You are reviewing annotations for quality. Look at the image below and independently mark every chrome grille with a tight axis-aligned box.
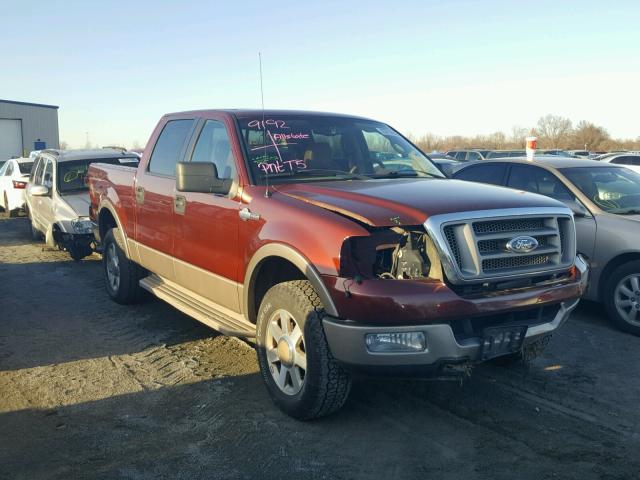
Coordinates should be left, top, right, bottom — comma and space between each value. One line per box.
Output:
473, 218, 545, 234
444, 225, 462, 266
425, 208, 576, 284
477, 235, 552, 255
482, 254, 551, 271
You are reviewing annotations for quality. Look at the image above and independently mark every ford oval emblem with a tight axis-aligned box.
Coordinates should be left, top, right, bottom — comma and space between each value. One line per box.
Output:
506, 236, 539, 254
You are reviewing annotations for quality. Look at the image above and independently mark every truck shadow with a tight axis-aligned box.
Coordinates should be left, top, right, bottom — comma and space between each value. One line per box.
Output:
2, 365, 639, 480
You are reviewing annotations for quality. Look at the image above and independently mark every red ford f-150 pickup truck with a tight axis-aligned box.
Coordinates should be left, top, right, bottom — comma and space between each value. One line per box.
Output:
88, 109, 588, 419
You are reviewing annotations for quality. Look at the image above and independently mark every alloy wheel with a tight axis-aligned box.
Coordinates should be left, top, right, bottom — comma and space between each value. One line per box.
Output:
614, 274, 640, 327
265, 308, 307, 395
105, 243, 120, 292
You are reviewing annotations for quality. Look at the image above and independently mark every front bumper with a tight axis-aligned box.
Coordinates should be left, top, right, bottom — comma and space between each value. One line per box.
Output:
323, 297, 580, 370
322, 256, 587, 372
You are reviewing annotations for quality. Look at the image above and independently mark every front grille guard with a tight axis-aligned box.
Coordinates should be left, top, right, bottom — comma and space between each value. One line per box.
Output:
424, 207, 577, 285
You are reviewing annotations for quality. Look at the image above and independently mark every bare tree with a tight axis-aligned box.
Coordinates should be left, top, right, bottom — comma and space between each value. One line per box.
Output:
536, 114, 573, 149
571, 121, 609, 150
509, 126, 529, 148
59, 141, 68, 150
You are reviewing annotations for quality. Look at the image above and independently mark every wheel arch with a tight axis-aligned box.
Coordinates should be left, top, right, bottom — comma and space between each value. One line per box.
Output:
97, 202, 130, 258
244, 243, 339, 324
599, 252, 640, 300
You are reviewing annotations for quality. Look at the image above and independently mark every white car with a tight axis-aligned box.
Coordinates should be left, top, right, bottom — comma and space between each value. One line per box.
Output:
597, 153, 640, 174
0, 157, 34, 216
26, 149, 139, 260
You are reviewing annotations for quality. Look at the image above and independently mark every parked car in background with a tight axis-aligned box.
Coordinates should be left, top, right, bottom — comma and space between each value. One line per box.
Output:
26, 149, 140, 260
0, 157, 33, 216
87, 109, 586, 419
567, 150, 590, 158
485, 150, 526, 158
446, 149, 490, 161
541, 150, 579, 158
425, 153, 460, 176
454, 156, 640, 335
596, 153, 640, 174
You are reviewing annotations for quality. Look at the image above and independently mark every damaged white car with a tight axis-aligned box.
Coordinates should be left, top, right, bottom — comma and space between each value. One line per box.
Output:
26, 149, 139, 260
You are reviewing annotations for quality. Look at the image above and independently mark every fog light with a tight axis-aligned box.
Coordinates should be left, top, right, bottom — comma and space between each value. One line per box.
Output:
365, 332, 426, 353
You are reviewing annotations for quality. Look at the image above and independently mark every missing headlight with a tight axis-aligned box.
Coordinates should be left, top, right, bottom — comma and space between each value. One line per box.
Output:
340, 228, 443, 281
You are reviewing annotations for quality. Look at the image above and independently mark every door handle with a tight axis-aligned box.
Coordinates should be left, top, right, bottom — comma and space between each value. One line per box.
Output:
135, 186, 145, 204
239, 207, 260, 221
174, 195, 186, 215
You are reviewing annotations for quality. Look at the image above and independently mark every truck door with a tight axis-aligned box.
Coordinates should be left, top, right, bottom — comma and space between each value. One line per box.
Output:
134, 118, 196, 280
172, 118, 241, 313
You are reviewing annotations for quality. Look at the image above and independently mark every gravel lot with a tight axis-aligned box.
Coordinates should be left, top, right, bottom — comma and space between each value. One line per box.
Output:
1, 214, 639, 480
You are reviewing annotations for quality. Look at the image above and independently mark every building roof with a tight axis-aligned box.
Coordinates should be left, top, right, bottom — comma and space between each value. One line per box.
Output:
0, 99, 59, 109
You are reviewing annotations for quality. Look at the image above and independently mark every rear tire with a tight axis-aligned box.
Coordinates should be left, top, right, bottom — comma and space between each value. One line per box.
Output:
102, 228, 145, 304
256, 280, 352, 420
4, 193, 17, 217
603, 261, 640, 336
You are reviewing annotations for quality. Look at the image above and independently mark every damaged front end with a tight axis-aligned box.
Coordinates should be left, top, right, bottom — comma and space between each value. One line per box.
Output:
339, 226, 443, 283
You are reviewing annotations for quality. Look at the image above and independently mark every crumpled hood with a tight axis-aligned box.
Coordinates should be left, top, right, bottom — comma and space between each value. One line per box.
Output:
275, 178, 566, 226
60, 192, 91, 218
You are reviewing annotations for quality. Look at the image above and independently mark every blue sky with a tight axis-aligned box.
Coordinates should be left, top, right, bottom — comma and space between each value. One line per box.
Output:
2, 0, 639, 147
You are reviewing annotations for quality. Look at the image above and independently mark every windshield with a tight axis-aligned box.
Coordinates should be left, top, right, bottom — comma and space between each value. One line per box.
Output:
237, 115, 443, 184
18, 162, 34, 174
57, 157, 139, 193
560, 166, 640, 214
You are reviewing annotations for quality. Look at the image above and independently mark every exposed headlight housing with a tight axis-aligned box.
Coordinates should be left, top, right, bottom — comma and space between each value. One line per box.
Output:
365, 332, 426, 353
71, 218, 94, 234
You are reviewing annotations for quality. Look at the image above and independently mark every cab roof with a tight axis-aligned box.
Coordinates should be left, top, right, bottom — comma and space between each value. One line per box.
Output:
165, 109, 376, 122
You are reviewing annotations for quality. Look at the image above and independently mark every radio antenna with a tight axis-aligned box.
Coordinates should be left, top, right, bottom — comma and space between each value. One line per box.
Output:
259, 52, 271, 198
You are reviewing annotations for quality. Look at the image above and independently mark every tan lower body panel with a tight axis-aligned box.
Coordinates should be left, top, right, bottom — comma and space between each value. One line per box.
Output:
140, 274, 255, 338
127, 240, 241, 313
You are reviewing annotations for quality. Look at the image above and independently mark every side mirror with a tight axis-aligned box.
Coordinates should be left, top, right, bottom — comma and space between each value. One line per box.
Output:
29, 185, 50, 197
564, 200, 589, 218
175, 162, 231, 195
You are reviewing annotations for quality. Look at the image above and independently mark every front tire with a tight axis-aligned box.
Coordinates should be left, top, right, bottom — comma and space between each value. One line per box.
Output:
102, 228, 145, 304
256, 280, 352, 420
603, 261, 640, 336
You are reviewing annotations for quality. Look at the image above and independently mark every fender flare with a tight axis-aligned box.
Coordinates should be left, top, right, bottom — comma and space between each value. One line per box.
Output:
97, 200, 130, 258
243, 243, 339, 319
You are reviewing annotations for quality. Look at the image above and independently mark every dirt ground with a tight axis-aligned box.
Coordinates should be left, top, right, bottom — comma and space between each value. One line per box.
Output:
1, 214, 639, 480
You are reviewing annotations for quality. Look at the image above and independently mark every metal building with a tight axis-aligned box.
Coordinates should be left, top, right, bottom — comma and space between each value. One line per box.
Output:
0, 99, 60, 160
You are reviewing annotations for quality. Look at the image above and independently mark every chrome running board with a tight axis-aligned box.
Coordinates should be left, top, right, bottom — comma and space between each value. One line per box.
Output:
140, 274, 255, 338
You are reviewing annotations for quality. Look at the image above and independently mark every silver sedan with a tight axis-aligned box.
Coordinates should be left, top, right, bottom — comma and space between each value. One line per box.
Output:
453, 156, 640, 335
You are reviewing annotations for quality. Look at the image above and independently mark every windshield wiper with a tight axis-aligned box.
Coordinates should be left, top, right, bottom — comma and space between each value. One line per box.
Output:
368, 169, 442, 179
260, 168, 368, 180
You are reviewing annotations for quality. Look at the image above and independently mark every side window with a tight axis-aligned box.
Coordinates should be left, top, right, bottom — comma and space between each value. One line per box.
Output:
611, 156, 631, 165
190, 120, 237, 179
32, 158, 45, 185
466, 151, 481, 161
43, 160, 54, 189
507, 165, 575, 202
5, 162, 14, 176
148, 119, 195, 176
455, 151, 467, 161
454, 163, 507, 185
